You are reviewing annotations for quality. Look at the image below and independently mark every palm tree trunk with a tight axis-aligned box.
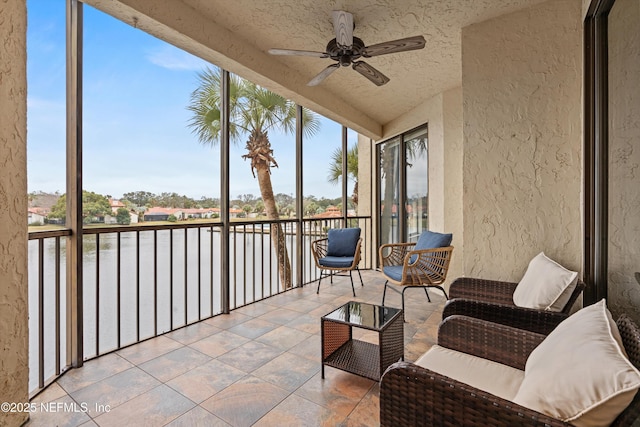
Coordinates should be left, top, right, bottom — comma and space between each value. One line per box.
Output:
255, 163, 293, 290
243, 130, 293, 290
352, 181, 358, 207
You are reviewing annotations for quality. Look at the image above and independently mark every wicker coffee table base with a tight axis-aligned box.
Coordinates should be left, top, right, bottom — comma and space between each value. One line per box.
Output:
321, 308, 404, 381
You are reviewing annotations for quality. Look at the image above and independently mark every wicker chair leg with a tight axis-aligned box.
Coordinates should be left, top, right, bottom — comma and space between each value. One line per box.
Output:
436, 285, 449, 300
401, 287, 408, 322
317, 271, 324, 294
356, 268, 364, 287
423, 287, 432, 303
382, 281, 388, 306
349, 271, 356, 297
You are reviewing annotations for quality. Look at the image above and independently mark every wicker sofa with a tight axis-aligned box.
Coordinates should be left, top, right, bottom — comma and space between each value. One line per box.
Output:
443, 252, 586, 335
443, 276, 586, 334
380, 304, 640, 427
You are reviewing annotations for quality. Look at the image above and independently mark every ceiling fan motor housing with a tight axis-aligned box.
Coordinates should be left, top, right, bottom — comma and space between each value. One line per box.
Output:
326, 37, 365, 66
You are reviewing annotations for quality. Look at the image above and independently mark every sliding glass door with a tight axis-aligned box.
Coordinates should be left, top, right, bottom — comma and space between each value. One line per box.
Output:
377, 125, 428, 249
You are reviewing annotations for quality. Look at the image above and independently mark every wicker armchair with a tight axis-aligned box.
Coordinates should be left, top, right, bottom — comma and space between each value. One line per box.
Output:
379, 231, 453, 319
380, 314, 640, 427
311, 228, 363, 297
442, 277, 585, 334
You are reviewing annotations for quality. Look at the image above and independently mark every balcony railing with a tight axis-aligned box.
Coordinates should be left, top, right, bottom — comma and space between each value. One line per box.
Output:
27, 216, 372, 395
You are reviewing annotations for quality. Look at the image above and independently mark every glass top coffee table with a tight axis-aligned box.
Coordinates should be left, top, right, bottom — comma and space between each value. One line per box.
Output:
321, 301, 404, 381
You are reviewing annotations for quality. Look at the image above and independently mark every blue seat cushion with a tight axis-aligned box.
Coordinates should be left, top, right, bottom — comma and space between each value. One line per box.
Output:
319, 256, 355, 268
410, 230, 453, 263
383, 265, 405, 282
327, 228, 361, 257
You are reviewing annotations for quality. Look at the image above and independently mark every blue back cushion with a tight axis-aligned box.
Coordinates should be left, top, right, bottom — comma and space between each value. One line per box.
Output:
327, 228, 361, 257
414, 230, 452, 250
409, 230, 452, 263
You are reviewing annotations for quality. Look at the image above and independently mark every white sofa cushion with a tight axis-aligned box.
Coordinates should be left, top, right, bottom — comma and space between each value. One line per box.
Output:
512, 252, 578, 312
513, 300, 640, 426
415, 344, 524, 401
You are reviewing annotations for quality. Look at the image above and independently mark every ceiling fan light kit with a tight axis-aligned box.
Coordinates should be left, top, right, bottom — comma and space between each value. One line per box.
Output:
268, 10, 426, 87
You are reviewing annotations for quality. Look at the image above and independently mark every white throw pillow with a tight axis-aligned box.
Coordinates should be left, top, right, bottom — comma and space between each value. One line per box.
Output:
513, 300, 640, 426
512, 252, 578, 311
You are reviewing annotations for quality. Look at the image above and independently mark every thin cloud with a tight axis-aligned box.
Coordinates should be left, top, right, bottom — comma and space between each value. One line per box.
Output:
146, 45, 209, 71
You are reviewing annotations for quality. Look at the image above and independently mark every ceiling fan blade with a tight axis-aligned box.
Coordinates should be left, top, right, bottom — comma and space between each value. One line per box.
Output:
332, 10, 353, 48
268, 48, 329, 58
363, 35, 426, 57
307, 64, 340, 86
352, 61, 390, 86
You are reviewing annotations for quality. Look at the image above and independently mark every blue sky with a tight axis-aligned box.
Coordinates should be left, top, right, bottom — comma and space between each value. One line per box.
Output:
27, 0, 356, 200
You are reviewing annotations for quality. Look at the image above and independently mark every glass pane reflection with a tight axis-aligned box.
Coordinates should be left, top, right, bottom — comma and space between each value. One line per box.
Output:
323, 301, 401, 330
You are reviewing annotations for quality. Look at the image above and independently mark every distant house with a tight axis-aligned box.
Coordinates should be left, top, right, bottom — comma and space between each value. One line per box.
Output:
28, 209, 46, 225
183, 208, 220, 219
104, 209, 139, 225
143, 207, 184, 221
313, 205, 342, 219
109, 198, 126, 213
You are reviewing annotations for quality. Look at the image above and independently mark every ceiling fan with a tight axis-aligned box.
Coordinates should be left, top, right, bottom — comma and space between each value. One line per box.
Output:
268, 10, 426, 87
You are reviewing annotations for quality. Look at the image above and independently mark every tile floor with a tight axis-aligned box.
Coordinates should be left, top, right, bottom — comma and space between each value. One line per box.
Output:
26, 270, 446, 427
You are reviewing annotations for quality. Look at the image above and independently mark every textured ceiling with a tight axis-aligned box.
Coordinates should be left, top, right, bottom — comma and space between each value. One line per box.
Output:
88, 0, 550, 138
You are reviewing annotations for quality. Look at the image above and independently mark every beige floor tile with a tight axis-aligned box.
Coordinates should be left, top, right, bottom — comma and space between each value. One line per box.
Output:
165, 406, 230, 426
116, 335, 183, 365
56, 353, 133, 393
25, 395, 92, 427
200, 376, 288, 427
227, 317, 279, 339
216, 340, 283, 373
295, 370, 375, 417
255, 325, 311, 351
189, 330, 250, 357
288, 334, 321, 362
69, 367, 160, 417
342, 383, 380, 427
204, 312, 252, 329
253, 393, 345, 427
166, 322, 220, 344
92, 385, 194, 427
166, 359, 247, 403
252, 352, 319, 392
138, 346, 211, 382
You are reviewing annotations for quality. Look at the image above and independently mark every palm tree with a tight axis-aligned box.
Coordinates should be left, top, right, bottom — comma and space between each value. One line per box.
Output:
187, 67, 320, 289
328, 144, 359, 207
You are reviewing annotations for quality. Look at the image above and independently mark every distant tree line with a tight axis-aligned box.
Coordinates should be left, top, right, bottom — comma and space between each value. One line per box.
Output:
38, 190, 344, 223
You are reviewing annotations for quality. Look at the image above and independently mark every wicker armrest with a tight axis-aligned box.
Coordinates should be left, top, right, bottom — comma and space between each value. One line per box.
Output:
437, 315, 546, 370
311, 238, 328, 264
380, 361, 569, 427
449, 277, 518, 305
379, 242, 416, 267
442, 298, 570, 335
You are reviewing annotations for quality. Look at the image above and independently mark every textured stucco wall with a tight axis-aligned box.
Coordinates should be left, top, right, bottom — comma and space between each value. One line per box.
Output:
607, 0, 640, 321
462, 0, 582, 280
0, 1, 29, 426
442, 87, 464, 284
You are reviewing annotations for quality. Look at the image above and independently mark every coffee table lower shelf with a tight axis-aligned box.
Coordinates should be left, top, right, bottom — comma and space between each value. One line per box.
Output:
324, 339, 382, 381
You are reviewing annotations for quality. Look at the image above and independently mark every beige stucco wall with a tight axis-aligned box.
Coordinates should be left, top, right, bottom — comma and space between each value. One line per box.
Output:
0, 1, 29, 426
442, 87, 464, 285
462, 0, 582, 280
607, 0, 640, 321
